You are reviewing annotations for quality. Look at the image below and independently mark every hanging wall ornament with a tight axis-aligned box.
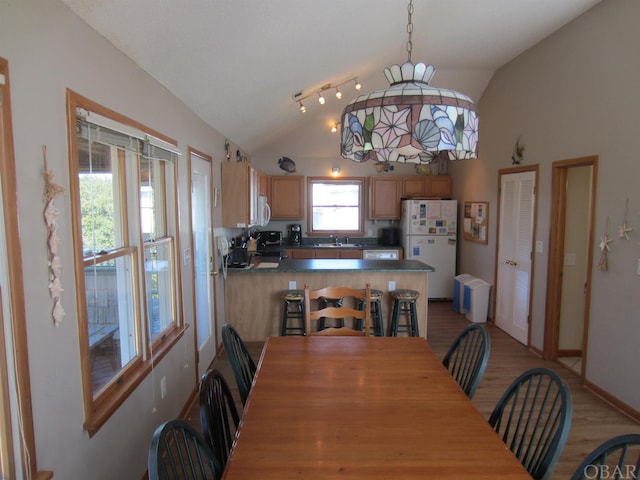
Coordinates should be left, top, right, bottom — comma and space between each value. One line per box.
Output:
617, 198, 633, 240
598, 216, 611, 272
42, 145, 66, 326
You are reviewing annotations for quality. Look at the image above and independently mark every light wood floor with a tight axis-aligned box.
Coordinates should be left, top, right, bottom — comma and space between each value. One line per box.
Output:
188, 301, 640, 479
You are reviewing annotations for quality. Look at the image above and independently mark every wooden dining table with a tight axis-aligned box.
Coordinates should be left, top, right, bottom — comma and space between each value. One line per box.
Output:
222, 336, 531, 479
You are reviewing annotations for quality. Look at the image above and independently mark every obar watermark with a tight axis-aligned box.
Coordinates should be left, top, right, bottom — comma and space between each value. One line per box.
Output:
583, 465, 638, 479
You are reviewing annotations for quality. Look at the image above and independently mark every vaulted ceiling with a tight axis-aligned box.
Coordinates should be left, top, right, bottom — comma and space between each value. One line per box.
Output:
60, 0, 601, 156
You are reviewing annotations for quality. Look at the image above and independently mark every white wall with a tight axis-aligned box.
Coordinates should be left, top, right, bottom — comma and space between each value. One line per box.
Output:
450, 0, 640, 411
0, 0, 237, 477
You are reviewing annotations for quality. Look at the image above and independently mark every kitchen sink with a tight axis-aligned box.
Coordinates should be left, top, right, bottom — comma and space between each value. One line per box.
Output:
313, 243, 363, 248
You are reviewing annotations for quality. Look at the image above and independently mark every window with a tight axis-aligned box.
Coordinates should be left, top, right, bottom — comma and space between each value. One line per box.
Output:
307, 177, 365, 235
68, 90, 183, 435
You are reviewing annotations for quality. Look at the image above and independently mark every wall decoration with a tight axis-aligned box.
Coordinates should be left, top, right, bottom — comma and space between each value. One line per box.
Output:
598, 216, 611, 272
42, 145, 66, 326
374, 161, 394, 173
617, 198, 632, 240
463, 201, 488, 244
278, 156, 296, 173
511, 136, 525, 165
224, 139, 231, 160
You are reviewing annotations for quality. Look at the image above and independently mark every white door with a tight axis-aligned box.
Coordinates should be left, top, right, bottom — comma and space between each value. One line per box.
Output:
191, 152, 216, 376
495, 170, 536, 345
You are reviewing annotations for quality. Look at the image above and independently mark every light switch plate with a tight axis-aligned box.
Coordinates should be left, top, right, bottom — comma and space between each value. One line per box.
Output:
389, 281, 396, 291
289, 280, 296, 290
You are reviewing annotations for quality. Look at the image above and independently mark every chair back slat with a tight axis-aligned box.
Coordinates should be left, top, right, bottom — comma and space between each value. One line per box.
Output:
304, 284, 371, 336
199, 369, 240, 467
442, 324, 490, 398
149, 418, 223, 480
221, 324, 256, 405
570, 433, 640, 480
489, 367, 572, 480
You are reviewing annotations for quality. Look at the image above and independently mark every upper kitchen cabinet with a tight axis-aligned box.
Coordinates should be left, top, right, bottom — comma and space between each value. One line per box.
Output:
401, 175, 452, 199
222, 161, 264, 228
269, 175, 304, 220
369, 176, 401, 219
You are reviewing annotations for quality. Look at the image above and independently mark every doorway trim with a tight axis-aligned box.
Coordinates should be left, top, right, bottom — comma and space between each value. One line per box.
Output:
543, 155, 598, 379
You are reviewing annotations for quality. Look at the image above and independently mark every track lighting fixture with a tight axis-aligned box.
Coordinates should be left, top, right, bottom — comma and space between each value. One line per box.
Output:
292, 76, 361, 113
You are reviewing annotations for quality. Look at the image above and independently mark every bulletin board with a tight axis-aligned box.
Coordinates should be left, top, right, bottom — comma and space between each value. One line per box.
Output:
463, 201, 489, 244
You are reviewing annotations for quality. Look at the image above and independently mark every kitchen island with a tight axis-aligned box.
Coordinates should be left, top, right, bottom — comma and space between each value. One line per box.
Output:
223, 258, 434, 340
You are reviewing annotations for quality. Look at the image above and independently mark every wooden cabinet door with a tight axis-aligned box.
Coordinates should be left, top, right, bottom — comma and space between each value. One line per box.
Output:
369, 176, 401, 219
402, 175, 452, 199
339, 250, 362, 259
402, 176, 427, 197
287, 249, 315, 259
222, 162, 250, 228
269, 175, 304, 219
427, 175, 452, 198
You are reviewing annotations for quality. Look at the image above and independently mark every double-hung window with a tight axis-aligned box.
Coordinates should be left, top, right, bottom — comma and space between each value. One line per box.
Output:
307, 176, 365, 235
68, 91, 182, 435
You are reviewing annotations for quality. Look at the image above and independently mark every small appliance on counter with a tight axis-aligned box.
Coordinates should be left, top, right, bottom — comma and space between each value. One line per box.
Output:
257, 231, 282, 250
380, 227, 399, 246
289, 224, 301, 246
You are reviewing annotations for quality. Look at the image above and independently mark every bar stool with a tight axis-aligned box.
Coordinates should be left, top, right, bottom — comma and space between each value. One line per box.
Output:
389, 289, 420, 337
280, 290, 305, 336
318, 297, 344, 330
357, 289, 385, 336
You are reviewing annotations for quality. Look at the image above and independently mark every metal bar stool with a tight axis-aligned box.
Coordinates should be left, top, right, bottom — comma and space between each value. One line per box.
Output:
281, 290, 305, 336
318, 297, 345, 330
389, 289, 420, 337
357, 289, 385, 336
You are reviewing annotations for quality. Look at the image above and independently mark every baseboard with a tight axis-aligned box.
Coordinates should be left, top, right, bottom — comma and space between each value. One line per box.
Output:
558, 349, 582, 357
584, 378, 640, 423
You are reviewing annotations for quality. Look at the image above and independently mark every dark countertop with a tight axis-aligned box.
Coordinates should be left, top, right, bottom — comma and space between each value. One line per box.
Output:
228, 258, 434, 273
259, 243, 403, 254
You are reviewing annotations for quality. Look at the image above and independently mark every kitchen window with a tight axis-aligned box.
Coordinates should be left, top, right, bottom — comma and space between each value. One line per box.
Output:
307, 177, 365, 235
68, 90, 183, 435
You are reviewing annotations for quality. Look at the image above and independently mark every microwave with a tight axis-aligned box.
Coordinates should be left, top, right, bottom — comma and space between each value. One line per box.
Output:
258, 231, 282, 250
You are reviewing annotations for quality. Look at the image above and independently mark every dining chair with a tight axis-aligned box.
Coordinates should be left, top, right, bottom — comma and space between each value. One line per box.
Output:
441, 323, 490, 399
221, 323, 257, 405
488, 367, 572, 480
199, 368, 240, 467
570, 433, 640, 480
148, 418, 223, 480
303, 283, 371, 336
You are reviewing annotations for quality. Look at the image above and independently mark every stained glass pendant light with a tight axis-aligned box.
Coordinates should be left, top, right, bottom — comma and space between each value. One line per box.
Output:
340, 0, 479, 163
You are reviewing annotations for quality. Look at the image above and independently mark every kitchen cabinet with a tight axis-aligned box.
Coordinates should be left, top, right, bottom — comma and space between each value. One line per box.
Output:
269, 175, 304, 220
221, 161, 264, 228
285, 249, 363, 260
368, 176, 401, 219
402, 175, 452, 199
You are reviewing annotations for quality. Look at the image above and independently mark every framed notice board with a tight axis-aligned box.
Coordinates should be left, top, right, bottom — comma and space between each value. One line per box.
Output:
463, 201, 488, 244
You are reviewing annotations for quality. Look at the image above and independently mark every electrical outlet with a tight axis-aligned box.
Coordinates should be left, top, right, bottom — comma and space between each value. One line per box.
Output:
160, 376, 167, 399
535, 241, 543, 253
389, 281, 396, 291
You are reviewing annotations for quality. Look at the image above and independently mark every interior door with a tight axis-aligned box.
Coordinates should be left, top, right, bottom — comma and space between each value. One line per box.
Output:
495, 169, 537, 345
190, 151, 216, 376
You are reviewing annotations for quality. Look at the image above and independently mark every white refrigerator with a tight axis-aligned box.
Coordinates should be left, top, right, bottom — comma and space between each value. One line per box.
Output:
401, 199, 457, 299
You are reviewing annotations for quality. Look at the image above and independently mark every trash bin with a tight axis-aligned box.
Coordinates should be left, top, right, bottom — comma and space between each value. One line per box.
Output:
463, 279, 491, 323
453, 274, 475, 313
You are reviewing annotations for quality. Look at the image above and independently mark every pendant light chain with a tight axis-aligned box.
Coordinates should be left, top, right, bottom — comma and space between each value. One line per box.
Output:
406, 0, 414, 63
